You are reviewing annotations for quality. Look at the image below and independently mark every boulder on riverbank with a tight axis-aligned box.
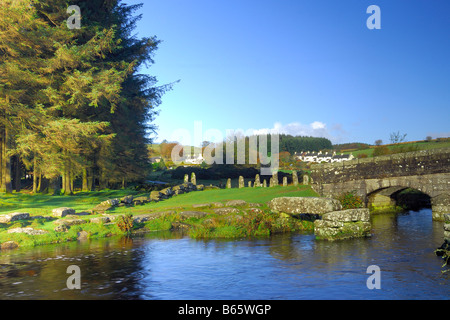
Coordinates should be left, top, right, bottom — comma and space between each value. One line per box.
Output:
0, 241, 19, 250
133, 212, 173, 224
269, 197, 342, 216
314, 208, 371, 241
7, 227, 49, 235
53, 219, 87, 227
179, 211, 208, 219
90, 217, 111, 224
444, 213, 450, 242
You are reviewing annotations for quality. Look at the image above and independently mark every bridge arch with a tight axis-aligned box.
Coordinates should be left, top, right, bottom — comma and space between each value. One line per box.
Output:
309, 148, 450, 221
366, 186, 432, 212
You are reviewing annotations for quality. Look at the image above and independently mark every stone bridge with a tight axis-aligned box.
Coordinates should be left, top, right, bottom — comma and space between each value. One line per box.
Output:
309, 148, 450, 221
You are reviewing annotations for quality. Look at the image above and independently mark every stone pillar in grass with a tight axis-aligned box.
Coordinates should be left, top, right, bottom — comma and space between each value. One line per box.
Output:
191, 172, 196, 185
269, 177, 274, 187
272, 172, 278, 186
238, 176, 244, 189
226, 178, 232, 189
184, 174, 189, 184
263, 179, 267, 188
283, 176, 288, 187
292, 170, 298, 186
248, 181, 252, 188
254, 174, 261, 187
303, 174, 310, 185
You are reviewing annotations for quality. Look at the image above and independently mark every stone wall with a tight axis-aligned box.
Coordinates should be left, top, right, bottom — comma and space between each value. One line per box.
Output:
309, 148, 450, 220
310, 148, 450, 185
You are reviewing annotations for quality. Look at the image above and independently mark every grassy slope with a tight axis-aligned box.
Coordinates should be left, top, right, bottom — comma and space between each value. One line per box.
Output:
0, 185, 317, 215
130, 185, 317, 211
342, 140, 450, 157
0, 190, 147, 215
0, 185, 319, 247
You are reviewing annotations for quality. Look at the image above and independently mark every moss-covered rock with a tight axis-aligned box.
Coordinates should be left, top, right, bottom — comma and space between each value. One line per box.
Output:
269, 197, 342, 216
314, 208, 372, 241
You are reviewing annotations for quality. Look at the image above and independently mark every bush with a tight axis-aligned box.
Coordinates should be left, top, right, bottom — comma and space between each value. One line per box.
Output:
337, 191, 364, 209
117, 213, 134, 233
357, 153, 368, 158
373, 146, 390, 157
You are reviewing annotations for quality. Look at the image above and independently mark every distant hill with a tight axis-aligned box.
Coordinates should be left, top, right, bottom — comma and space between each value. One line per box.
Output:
333, 142, 371, 152
339, 138, 450, 158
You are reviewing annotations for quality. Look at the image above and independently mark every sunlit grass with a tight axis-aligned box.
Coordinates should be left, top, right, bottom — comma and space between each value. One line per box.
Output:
0, 184, 319, 248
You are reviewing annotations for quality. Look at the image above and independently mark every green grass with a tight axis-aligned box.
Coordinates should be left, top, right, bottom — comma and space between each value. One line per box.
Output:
0, 184, 318, 218
0, 184, 319, 248
0, 189, 148, 215
160, 209, 314, 240
0, 218, 124, 248
342, 140, 450, 158
117, 185, 318, 214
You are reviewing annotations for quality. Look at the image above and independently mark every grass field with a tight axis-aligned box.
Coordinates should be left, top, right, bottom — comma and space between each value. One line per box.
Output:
118, 185, 318, 214
0, 185, 319, 248
0, 189, 147, 215
0, 185, 317, 216
342, 140, 450, 157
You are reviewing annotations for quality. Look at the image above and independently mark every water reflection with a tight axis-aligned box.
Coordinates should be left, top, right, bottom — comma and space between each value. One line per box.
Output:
0, 209, 448, 300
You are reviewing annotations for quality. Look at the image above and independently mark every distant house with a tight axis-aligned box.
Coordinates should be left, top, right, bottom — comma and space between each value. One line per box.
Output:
330, 153, 354, 163
184, 153, 204, 165
294, 151, 354, 163
149, 156, 162, 164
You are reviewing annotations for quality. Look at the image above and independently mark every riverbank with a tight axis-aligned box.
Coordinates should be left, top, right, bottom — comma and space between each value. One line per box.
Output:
0, 185, 318, 249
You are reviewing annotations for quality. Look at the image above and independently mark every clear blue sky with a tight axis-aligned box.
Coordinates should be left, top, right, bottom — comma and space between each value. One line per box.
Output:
127, 0, 450, 145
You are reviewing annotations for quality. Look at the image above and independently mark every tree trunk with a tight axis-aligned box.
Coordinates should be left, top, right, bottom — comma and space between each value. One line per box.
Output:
14, 156, 21, 192
87, 168, 93, 191
1, 128, 12, 193
82, 167, 88, 191
70, 166, 74, 194
52, 176, 61, 195
61, 171, 65, 194
0, 128, 3, 192
37, 172, 42, 193
63, 157, 73, 195
33, 157, 38, 193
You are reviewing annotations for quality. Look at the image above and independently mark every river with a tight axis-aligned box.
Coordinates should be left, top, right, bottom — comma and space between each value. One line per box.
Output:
0, 208, 448, 300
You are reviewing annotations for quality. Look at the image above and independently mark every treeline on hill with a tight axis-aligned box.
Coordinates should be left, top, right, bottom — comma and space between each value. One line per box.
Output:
0, 0, 171, 194
278, 135, 332, 153
158, 134, 333, 164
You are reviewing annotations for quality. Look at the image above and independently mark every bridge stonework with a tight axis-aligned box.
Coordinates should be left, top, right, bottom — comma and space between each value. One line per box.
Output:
310, 148, 450, 221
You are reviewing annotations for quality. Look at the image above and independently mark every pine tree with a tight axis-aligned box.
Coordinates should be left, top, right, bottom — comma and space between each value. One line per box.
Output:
1, 0, 171, 193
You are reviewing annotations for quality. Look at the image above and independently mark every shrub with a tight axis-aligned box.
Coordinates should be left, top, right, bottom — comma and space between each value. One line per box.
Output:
373, 146, 390, 157
117, 214, 134, 233
357, 153, 368, 158
237, 211, 272, 237
337, 191, 364, 209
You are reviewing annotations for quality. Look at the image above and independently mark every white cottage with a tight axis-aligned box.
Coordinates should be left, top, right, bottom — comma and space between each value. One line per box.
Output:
294, 151, 354, 163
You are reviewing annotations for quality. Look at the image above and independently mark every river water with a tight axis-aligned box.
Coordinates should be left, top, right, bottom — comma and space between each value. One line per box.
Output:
0, 208, 448, 300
